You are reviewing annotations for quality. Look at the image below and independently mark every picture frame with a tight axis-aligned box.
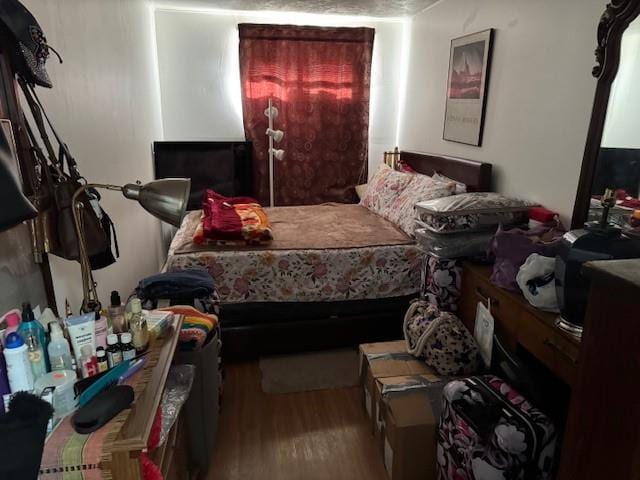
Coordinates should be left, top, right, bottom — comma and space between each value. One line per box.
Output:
443, 29, 494, 146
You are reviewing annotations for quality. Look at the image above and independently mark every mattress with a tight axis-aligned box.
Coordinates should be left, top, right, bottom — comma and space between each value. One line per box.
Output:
165, 203, 422, 303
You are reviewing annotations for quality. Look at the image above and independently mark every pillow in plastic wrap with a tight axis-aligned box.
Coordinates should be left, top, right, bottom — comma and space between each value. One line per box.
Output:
415, 227, 495, 258
415, 192, 536, 234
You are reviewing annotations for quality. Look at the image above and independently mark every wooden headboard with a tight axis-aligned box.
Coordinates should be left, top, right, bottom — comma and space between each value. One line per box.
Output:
400, 151, 492, 192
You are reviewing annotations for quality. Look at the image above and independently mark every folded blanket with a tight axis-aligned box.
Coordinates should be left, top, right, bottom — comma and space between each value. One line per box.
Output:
196, 190, 273, 245
159, 305, 219, 351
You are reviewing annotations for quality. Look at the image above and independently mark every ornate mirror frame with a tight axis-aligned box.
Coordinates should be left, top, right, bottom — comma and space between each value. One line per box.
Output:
571, 0, 640, 228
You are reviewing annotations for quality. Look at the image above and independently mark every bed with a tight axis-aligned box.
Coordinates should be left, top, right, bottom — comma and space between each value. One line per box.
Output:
165, 151, 492, 358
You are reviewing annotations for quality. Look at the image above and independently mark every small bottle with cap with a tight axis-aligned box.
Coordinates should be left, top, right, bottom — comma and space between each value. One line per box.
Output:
120, 332, 136, 361
96, 347, 108, 373
108, 290, 127, 334
129, 299, 149, 354
106, 334, 123, 369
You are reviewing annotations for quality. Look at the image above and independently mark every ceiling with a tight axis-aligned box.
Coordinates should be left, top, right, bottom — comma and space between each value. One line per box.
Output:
158, 0, 440, 17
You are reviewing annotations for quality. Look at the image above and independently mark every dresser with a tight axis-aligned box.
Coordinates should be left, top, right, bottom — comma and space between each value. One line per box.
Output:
459, 260, 640, 478
40, 315, 188, 479
458, 262, 580, 386
557, 259, 640, 480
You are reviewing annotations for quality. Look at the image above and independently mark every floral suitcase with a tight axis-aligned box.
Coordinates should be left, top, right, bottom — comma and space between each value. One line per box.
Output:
437, 375, 556, 480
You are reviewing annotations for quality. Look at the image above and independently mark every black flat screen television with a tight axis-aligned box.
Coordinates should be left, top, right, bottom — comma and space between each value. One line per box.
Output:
153, 141, 253, 210
593, 147, 640, 197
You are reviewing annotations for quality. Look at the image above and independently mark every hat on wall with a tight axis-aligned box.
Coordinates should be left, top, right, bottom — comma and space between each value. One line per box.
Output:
0, 0, 54, 87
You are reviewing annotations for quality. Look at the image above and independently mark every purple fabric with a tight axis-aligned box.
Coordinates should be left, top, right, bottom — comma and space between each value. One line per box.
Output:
489, 224, 564, 291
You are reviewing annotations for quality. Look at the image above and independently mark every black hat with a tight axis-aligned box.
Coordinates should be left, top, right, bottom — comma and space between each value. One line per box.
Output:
0, 0, 53, 87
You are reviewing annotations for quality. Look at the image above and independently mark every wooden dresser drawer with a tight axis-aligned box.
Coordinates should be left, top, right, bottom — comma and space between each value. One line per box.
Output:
461, 262, 581, 388
517, 310, 579, 386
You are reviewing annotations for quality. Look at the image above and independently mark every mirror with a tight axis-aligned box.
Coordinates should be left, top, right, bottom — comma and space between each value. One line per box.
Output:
588, 17, 640, 230
572, 2, 640, 231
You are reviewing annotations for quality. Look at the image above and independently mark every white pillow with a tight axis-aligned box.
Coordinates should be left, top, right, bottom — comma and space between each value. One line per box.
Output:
360, 164, 413, 218
387, 175, 456, 236
433, 173, 467, 194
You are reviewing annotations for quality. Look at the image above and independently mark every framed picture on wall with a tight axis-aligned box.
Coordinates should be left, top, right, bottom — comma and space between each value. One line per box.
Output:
443, 29, 494, 146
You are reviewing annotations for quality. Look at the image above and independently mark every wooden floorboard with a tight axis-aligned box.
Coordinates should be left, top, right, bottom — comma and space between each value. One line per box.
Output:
206, 362, 388, 480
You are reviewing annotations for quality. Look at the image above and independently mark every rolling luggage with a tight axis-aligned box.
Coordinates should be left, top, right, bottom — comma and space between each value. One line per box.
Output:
437, 375, 556, 480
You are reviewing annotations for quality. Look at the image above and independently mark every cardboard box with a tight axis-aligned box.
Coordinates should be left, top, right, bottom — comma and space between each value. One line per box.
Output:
378, 375, 446, 480
373, 370, 440, 452
358, 341, 433, 431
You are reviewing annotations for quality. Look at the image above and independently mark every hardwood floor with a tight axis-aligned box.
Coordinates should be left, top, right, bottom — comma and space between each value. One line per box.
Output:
206, 362, 388, 480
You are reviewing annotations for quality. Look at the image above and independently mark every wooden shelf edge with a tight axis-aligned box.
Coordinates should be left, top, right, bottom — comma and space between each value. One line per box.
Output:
109, 314, 184, 453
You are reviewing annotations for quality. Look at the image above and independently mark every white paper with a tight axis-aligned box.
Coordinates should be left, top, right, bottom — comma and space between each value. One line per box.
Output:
474, 301, 495, 367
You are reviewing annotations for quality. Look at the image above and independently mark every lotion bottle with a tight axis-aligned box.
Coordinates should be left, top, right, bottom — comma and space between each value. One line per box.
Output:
4, 332, 34, 392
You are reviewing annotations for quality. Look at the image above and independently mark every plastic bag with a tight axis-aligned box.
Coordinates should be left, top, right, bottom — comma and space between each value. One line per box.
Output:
516, 253, 560, 312
159, 364, 195, 446
489, 223, 565, 291
415, 227, 494, 258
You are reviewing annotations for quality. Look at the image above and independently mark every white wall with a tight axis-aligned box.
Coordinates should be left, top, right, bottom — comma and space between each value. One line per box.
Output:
21, 0, 164, 313
154, 7, 407, 175
399, 0, 605, 223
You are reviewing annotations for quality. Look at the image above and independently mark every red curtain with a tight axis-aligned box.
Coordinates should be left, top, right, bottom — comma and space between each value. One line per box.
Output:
239, 24, 374, 206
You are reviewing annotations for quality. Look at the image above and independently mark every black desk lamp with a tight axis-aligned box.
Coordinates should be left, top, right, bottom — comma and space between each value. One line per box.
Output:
72, 178, 190, 313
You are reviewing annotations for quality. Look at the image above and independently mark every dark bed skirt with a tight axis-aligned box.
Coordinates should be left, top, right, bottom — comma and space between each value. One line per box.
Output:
219, 295, 415, 359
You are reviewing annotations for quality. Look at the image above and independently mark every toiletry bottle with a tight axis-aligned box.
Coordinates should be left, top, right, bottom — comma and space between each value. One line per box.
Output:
108, 291, 127, 334
48, 323, 73, 372
66, 312, 97, 367
19, 303, 49, 371
4, 332, 35, 392
96, 347, 108, 372
79, 344, 98, 378
0, 347, 11, 412
3, 312, 20, 340
106, 334, 123, 368
95, 312, 108, 349
120, 332, 136, 361
129, 299, 149, 354
26, 334, 47, 380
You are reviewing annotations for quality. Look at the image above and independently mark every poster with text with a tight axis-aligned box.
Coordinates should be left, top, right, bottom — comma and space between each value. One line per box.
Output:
443, 29, 494, 146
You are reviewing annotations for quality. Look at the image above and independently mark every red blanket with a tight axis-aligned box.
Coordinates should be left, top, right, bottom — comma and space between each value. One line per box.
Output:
195, 190, 273, 245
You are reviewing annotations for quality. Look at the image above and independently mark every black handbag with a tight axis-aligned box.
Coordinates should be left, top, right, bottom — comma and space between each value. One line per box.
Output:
0, 121, 37, 232
20, 77, 118, 269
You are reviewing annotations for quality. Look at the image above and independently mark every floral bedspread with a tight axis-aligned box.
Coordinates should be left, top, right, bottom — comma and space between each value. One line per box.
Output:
165, 245, 422, 303
166, 204, 423, 303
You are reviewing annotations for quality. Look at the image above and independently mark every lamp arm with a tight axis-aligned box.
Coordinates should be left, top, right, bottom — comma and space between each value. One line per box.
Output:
72, 183, 123, 313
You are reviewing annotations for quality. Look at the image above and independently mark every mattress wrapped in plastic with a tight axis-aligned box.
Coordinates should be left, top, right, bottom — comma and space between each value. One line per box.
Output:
415, 227, 495, 258
415, 192, 536, 234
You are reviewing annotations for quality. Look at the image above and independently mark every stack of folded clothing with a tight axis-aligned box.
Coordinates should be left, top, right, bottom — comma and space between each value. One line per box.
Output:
414, 192, 537, 259
414, 193, 537, 312
193, 190, 273, 246
159, 305, 219, 351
